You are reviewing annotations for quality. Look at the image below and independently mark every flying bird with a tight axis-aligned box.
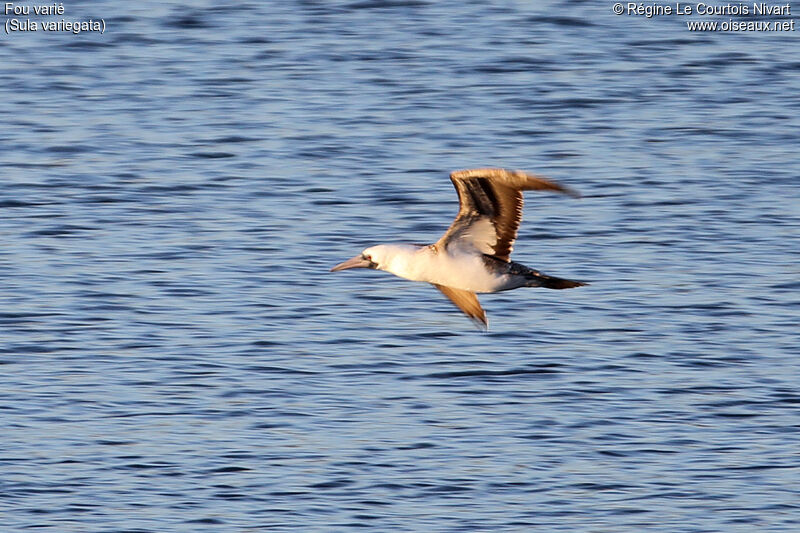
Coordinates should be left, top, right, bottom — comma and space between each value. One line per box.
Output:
331, 168, 586, 328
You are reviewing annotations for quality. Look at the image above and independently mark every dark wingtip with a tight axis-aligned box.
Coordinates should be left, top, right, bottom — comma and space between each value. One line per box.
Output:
472, 316, 489, 331
559, 184, 582, 199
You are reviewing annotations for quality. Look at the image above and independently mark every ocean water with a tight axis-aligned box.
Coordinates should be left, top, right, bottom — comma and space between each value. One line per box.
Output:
1, 1, 799, 531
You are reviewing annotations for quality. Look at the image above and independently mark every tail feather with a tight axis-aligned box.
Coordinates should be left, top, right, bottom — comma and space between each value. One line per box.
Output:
526, 271, 587, 290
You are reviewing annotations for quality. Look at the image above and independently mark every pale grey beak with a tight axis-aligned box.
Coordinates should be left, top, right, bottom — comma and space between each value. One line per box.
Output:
331, 255, 373, 272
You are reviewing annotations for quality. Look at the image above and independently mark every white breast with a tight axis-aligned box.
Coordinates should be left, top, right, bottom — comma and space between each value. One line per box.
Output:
385, 246, 510, 293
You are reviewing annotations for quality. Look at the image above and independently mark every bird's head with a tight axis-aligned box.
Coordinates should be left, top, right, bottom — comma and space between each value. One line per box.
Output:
330, 245, 388, 272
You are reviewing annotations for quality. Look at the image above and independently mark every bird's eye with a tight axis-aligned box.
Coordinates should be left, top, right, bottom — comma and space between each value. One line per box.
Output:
363, 254, 372, 262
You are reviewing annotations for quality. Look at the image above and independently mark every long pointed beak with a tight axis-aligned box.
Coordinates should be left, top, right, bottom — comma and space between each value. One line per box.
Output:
331, 255, 373, 272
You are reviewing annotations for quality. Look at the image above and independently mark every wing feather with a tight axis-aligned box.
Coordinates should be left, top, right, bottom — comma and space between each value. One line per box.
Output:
433, 283, 487, 328
435, 168, 578, 262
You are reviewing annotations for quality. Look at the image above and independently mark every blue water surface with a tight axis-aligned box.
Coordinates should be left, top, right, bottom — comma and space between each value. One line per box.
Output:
1, 1, 799, 531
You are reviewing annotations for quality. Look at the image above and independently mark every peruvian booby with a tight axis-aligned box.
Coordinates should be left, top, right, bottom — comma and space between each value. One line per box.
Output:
331, 168, 586, 328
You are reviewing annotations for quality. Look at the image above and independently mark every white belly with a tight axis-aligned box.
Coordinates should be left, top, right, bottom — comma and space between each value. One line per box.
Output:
388, 247, 512, 293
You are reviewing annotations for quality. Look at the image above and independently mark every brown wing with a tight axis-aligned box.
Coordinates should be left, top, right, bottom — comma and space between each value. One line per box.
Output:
433, 283, 487, 328
435, 168, 578, 262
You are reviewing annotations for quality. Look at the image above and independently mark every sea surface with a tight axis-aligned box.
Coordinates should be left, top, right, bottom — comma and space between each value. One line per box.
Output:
1, 1, 799, 531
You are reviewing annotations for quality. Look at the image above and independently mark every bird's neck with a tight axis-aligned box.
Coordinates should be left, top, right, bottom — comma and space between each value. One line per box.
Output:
380, 244, 429, 281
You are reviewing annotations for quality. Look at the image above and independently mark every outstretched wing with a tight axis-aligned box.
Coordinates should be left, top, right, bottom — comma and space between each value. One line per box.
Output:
433, 283, 487, 328
435, 168, 578, 262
